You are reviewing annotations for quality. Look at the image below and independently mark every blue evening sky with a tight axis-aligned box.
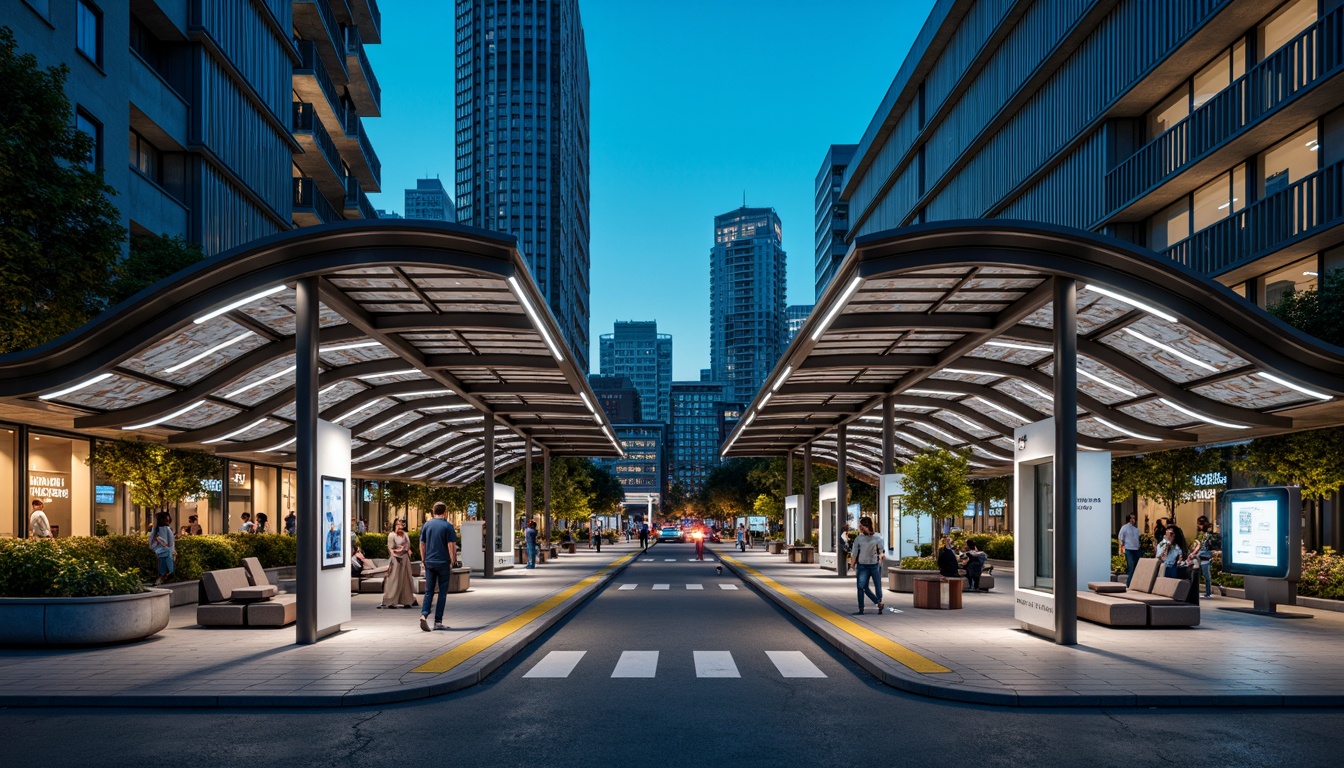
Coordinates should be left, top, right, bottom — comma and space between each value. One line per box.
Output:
366, 0, 936, 380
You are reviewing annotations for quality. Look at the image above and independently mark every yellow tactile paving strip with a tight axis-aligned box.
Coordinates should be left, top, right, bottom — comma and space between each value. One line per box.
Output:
720, 554, 951, 674
411, 552, 638, 674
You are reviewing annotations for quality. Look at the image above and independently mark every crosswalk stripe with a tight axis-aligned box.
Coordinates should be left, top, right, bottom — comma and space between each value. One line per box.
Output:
694, 650, 740, 678
765, 650, 827, 678
523, 650, 586, 678
664, 559, 676, 562
686, 584, 704, 590
618, 584, 636, 590
612, 651, 659, 678
718, 584, 738, 590
653, 584, 670, 590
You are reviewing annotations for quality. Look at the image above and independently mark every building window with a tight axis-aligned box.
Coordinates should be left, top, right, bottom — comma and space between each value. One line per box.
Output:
1259, 254, 1319, 308
1259, 0, 1317, 62
76, 1, 102, 66
75, 108, 101, 171
129, 130, 160, 180
1259, 124, 1318, 197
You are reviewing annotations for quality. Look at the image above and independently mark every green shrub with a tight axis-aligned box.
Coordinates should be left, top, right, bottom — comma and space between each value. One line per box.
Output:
899, 556, 938, 570
1111, 537, 1119, 556
984, 534, 1014, 560
101, 534, 157, 575
94, 518, 110, 536
964, 533, 993, 551
174, 536, 241, 581
1298, 549, 1344, 600
1111, 554, 1128, 573
229, 533, 297, 568
0, 539, 143, 597
356, 532, 389, 559
917, 543, 934, 557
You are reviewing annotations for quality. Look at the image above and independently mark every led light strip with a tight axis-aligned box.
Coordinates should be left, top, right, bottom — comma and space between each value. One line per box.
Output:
39, 373, 114, 401
193, 285, 286, 324
123, 400, 206, 430
1083, 284, 1177, 323
507, 276, 564, 362
357, 368, 421, 380
1122, 328, 1216, 372
396, 389, 449, 398
321, 340, 380, 353
262, 436, 297, 452
1255, 371, 1333, 401
914, 422, 957, 441
1157, 398, 1250, 430
365, 454, 411, 471
907, 388, 961, 397
202, 418, 271, 444
947, 412, 989, 431
1092, 416, 1161, 442
1014, 380, 1054, 400
224, 365, 296, 399
973, 396, 1031, 422
942, 367, 986, 376
580, 392, 596, 413
972, 445, 1011, 462
334, 398, 385, 423
1078, 367, 1134, 397
163, 331, 256, 374
810, 276, 863, 341
985, 340, 1051, 352
772, 366, 793, 391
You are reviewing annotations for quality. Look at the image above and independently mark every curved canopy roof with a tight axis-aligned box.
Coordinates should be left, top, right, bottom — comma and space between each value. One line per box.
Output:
0, 221, 620, 484
723, 221, 1344, 480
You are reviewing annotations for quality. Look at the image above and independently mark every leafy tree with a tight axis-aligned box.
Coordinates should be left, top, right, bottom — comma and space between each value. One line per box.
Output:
752, 492, 782, 524
1128, 447, 1222, 520
586, 461, 625, 518
1111, 455, 1144, 504
900, 447, 972, 551
1268, 269, 1344, 346
1235, 427, 1344, 502
105, 233, 205, 306
88, 440, 221, 531
0, 27, 125, 352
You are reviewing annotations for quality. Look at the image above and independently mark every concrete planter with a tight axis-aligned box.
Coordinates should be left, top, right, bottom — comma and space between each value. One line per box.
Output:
0, 588, 171, 646
766, 541, 785, 554
889, 568, 940, 593
786, 546, 816, 564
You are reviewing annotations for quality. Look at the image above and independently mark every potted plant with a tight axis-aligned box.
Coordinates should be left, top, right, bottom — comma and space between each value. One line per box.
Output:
889, 555, 939, 592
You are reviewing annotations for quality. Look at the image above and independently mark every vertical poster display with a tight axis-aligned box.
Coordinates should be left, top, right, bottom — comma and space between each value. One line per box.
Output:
321, 476, 345, 570
314, 419, 352, 637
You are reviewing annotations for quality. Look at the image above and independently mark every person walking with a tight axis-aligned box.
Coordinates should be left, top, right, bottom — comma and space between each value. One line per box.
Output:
1194, 515, 1218, 599
382, 519, 418, 609
736, 524, 746, 552
593, 522, 603, 552
239, 511, 255, 533
284, 510, 297, 536
849, 516, 884, 615
149, 511, 176, 585
639, 521, 649, 550
524, 520, 539, 569
1118, 513, 1142, 586
28, 500, 51, 539
419, 502, 458, 632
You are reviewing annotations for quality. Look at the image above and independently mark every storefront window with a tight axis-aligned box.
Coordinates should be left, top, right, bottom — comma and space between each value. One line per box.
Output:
0, 426, 16, 538
1259, 0, 1317, 62
1034, 463, 1053, 591
281, 469, 296, 533
228, 461, 252, 532
92, 464, 129, 535
27, 433, 91, 538
1260, 254, 1319, 308
1259, 124, 1319, 197
360, 480, 384, 532
253, 465, 277, 532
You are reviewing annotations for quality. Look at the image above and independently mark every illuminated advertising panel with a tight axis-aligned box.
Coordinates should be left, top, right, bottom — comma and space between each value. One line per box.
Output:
1219, 487, 1299, 579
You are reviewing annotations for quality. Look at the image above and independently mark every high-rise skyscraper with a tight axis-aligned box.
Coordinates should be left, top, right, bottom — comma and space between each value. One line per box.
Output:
786, 304, 813, 344
453, 0, 591, 372
814, 144, 856, 299
598, 321, 672, 423
404, 178, 456, 222
710, 207, 787, 405
9, 1, 384, 255
668, 381, 727, 496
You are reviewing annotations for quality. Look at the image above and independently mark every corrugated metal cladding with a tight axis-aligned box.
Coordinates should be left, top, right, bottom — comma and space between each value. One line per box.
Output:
200, 55, 293, 216
850, 0, 1231, 238
196, 1, 293, 124
198, 163, 289, 257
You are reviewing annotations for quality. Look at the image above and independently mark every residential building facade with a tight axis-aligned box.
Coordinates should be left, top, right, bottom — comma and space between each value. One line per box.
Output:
598, 320, 671, 423
814, 144, 857, 299
588, 374, 642, 424
10, 0, 383, 256
786, 304, 813, 344
668, 381, 726, 496
709, 206, 788, 405
839, 0, 1344, 550
405, 177, 456, 221
592, 422, 666, 503
453, 0, 591, 372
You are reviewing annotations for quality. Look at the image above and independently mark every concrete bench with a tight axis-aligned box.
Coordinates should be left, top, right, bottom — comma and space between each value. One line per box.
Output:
1079, 559, 1199, 628
1077, 591, 1147, 626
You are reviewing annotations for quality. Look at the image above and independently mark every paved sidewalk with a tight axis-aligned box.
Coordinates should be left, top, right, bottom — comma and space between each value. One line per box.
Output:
717, 545, 1344, 707
0, 542, 645, 708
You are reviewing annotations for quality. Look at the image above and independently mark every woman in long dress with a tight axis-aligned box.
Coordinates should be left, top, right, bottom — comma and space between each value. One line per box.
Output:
382, 518, 418, 609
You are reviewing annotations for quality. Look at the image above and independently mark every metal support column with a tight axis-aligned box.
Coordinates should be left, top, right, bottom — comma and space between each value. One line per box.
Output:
524, 437, 534, 524
802, 445, 813, 543
295, 277, 319, 645
483, 413, 496, 578
1053, 277, 1078, 646
882, 395, 895, 476
542, 448, 552, 540
785, 452, 794, 497
836, 424, 849, 579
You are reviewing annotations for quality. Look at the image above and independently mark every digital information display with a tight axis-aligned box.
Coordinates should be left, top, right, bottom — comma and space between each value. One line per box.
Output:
94, 484, 116, 505
1219, 486, 1299, 580
1230, 498, 1278, 568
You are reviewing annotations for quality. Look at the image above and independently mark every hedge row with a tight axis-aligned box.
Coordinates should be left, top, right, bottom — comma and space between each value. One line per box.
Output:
51, 533, 298, 583
0, 539, 144, 597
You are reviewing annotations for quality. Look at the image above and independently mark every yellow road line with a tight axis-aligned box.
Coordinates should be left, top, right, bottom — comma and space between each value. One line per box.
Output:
411, 553, 637, 674
721, 555, 950, 674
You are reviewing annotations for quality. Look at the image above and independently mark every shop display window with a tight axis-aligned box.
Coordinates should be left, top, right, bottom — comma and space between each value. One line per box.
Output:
1260, 254, 1319, 308
27, 433, 91, 538
0, 426, 16, 538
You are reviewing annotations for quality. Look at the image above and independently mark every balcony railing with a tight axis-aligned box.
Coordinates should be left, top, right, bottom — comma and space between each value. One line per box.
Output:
345, 25, 382, 112
343, 176, 376, 219
1162, 158, 1344, 274
295, 40, 341, 118
1107, 6, 1344, 212
294, 177, 341, 223
292, 102, 342, 177
340, 108, 381, 187
295, 0, 347, 80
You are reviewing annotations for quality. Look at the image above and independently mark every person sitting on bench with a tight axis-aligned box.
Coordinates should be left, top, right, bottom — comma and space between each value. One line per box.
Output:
960, 541, 987, 592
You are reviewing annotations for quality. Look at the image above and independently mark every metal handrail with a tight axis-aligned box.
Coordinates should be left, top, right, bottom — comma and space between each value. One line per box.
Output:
291, 102, 342, 178
1107, 6, 1343, 212
295, 40, 341, 119
345, 25, 382, 110
293, 177, 341, 223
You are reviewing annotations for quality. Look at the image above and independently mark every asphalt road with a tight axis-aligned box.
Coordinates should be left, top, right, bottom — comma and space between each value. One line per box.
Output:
3, 542, 1342, 768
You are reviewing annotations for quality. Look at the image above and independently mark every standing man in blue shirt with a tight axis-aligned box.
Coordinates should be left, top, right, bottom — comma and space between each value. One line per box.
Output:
419, 502, 458, 632
1118, 513, 1142, 586
524, 519, 539, 569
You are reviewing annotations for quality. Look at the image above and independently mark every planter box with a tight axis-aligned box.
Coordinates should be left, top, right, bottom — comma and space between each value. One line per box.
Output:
889, 568, 940, 593
766, 541, 785, 554
0, 589, 171, 646
786, 546, 815, 564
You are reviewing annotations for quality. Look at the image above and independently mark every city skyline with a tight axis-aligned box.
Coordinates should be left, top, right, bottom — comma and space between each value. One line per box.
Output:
365, 0, 931, 379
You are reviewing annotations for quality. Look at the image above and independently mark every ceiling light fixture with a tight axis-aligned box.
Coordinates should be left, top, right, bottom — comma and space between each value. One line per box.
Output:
322, 340, 381, 352
193, 285, 286, 324
122, 400, 207, 430
1122, 328, 1216, 372
1157, 398, 1250, 429
1077, 367, 1134, 397
163, 331, 256, 374
202, 418, 271, 444
357, 368, 420, 380
39, 373, 114, 400
985, 340, 1051, 352
771, 366, 793, 391
1255, 371, 1333, 401
224, 365, 297, 399
973, 396, 1031, 422
334, 398, 385, 423
1083, 284, 1177, 322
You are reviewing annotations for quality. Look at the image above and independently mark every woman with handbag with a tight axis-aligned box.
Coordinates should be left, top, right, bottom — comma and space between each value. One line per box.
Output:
149, 511, 176, 585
